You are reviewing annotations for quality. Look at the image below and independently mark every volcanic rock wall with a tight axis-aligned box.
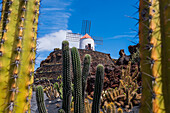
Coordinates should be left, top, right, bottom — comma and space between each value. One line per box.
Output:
35, 49, 115, 81
35, 45, 141, 96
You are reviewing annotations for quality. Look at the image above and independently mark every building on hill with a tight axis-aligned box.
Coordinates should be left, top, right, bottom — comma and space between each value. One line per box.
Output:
79, 33, 95, 50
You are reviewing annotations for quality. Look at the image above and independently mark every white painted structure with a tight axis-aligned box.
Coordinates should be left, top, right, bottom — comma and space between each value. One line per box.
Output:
79, 33, 95, 50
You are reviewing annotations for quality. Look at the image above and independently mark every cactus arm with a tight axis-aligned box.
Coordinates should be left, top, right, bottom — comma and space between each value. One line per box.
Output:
15, 0, 40, 112
62, 41, 72, 113
71, 47, 83, 113
91, 64, 104, 113
0, 1, 21, 112
139, 0, 153, 112
36, 85, 47, 113
159, 0, 170, 112
82, 54, 91, 110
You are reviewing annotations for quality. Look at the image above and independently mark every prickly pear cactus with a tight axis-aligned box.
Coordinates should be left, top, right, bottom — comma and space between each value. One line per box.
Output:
0, 0, 40, 112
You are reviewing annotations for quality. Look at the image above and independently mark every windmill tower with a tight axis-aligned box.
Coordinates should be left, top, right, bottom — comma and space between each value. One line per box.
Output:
66, 20, 103, 51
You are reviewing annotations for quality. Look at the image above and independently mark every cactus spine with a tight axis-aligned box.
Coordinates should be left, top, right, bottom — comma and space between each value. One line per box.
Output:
139, 0, 170, 112
36, 85, 47, 113
159, 0, 170, 112
139, 0, 153, 112
0, 0, 40, 112
62, 41, 72, 113
82, 54, 91, 110
91, 64, 104, 113
71, 47, 83, 113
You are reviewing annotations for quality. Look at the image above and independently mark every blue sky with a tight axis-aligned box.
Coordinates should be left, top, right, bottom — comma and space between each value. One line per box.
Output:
35, 0, 139, 69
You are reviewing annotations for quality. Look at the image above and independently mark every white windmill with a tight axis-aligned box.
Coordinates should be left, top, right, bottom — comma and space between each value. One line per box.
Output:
66, 20, 103, 51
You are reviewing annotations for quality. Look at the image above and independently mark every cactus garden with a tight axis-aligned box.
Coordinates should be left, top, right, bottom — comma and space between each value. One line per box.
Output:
0, 0, 169, 113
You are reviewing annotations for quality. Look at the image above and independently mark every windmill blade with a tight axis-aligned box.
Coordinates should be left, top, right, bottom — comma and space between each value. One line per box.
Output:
92, 36, 103, 45
66, 32, 81, 42
81, 20, 91, 35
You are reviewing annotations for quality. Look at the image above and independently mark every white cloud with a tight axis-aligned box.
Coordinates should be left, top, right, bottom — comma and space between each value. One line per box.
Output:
112, 35, 135, 39
105, 35, 135, 40
41, 8, 65, 11
37, 30, 79, 51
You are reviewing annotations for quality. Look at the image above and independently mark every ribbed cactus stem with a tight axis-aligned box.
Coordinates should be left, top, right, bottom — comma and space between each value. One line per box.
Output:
82, 54, 91, 110
62, 40, 72, 113
91, 64, 104, 113
0, 1, 21, 112
15, 0, 40, 112
159, 0, 170, 112
139, 0, 153, 112
139, 0, 166, 112
71, 47, 83, 113
117, 108, 123, 113
0, 0, 40, 112
110, 102, 116, 113
36, 85, 47, 113
58, 109, 66, 113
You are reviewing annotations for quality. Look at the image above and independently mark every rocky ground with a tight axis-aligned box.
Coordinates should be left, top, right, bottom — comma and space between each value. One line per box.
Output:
32, 44, 141, 113
31, 92, 139, 113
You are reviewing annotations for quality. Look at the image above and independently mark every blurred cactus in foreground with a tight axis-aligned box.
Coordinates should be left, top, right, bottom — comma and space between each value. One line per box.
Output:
0, 0, 40, 112
139, 0, 170, 112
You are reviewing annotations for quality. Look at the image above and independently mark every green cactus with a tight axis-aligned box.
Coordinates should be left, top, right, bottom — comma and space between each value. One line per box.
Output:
36, 85, 47, 113
54, 82, 63, 99
139, 0, 168, 112
71, 47, 83, 113
159, 0, 170, 112
91, 64, 104, 113
82, 54, 91, 110
117, 108, 123, 113
58, 109, 66, 113
0, 0, 40, 112
62, 40, 72, 113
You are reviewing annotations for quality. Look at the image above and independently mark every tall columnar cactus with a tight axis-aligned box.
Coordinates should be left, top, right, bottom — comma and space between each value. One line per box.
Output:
139, 0, 152, 112
36, 85, 47, 113
91, 64, 104, 113
71, 47, 83, 113
62, 41, 72, 113
159, 0, 170, 112
0, 0, 40, 112
82, 54, 91, 110
139, 0, 167, 112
